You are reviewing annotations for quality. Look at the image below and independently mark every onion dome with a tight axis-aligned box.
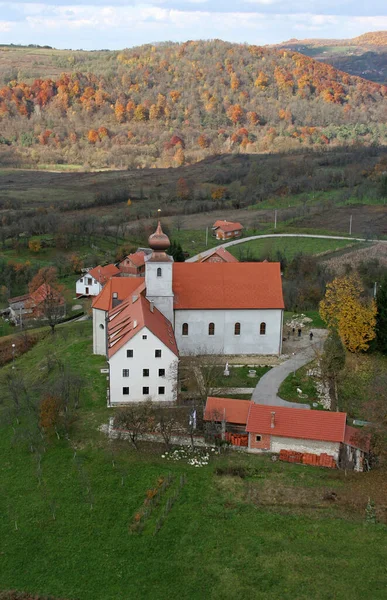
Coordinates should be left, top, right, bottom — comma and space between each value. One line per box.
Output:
148, 221, 170, 252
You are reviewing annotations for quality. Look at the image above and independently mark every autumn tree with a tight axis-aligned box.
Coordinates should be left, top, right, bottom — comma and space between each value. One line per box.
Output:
319, 273, 377, 352
28, 239, 41, 253
227, 104, 244, 125
28, 266, 58, 293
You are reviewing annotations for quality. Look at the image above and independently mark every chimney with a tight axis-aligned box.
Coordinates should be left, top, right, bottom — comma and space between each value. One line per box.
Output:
150, 301, 154, 313
271, 411, 276, 429
112, 292, 118, 300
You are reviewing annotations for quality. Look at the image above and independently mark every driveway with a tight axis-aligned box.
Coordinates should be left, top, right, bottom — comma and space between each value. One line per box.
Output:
251, 329, 327, 408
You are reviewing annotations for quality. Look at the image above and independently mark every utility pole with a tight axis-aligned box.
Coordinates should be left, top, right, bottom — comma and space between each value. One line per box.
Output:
349, 214, 353, 235
374, 282, 377, 298
205, 227, 208, 247
274, 210, 277, 230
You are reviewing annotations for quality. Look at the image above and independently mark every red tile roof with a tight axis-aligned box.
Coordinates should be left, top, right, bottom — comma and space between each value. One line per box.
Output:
246, 404, 347, 443
344, 425, 371, 453
173, 263, 284, 309
30, 283, 64, 306
92, 278, 145, 311
213, 220, 243, 232
204, 397, 252, 425
121, 251, 146, 268
200, 247, 239, 263
108, 295, 178, 358
89, 264, 120, 284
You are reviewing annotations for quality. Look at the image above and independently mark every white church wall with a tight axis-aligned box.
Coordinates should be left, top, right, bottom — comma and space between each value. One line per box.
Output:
93, 308, 107, 355
109, 327, 178, 405
174, 309, 283, 355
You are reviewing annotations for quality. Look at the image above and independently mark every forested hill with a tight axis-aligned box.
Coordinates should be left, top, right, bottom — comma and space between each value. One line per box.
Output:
1, 40, 387, 170
276, 31, 387, 85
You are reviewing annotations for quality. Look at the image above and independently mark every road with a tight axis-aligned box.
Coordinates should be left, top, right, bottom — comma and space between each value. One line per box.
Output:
187, 233, 383, 262
251, 329, 327, 408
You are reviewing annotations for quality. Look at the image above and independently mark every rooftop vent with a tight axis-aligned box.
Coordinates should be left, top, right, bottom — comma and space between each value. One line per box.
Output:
133, 320, 138, 329
271, 411, 276, 429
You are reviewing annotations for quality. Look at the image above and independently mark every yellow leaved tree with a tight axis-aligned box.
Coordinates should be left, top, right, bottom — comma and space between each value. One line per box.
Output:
319, 273, 377, 353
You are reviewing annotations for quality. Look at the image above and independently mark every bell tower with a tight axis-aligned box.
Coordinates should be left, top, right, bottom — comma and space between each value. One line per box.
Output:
145, 222, 174, 324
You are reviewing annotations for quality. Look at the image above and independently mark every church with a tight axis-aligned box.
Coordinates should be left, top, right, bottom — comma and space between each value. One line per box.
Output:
92, 222, 284, 405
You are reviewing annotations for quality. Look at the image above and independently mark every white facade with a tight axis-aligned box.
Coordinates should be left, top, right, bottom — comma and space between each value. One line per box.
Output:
145, 259, 174, 323
174, 309, 283, 355
76, 274, 102, 297
93, 308, 107, 355
252, 436, 341, 460
109, 326, 178, 405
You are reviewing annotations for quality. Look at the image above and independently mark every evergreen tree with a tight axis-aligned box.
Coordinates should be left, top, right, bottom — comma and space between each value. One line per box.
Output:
167, 241, 185, 262
375, 276, 387, 353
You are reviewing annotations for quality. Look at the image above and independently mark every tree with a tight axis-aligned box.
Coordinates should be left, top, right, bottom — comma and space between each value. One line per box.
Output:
28, 239, 41, 253
375, 276, 387, 353
37, 285, 66, 335
319, 274, 377, 353
320, 330, 346, 411
113, 401, 153, 449
168, 241, 185, 262
28, 266, 57, 293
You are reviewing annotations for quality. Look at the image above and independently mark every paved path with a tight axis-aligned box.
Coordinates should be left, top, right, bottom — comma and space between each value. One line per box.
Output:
187, 233, 382, 262
251, 329, 327, 409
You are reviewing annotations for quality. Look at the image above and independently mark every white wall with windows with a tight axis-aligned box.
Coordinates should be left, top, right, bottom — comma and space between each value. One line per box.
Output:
109, 326, 178, 405
76, 274, 102, 297
174, 309, 283, 355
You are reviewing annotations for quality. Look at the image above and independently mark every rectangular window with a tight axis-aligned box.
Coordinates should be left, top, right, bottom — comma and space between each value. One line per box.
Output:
155, 349, 162, 358
127, 349, 133, 358
142, 335, 147, 340
158, 368, 165, 377
122, 369, 129, 377
143, 369, 149, 377
143, 387, 149, 395
123, 387, 129, 395
87, 278, 92, 285
80, 278, 83, 283
255, 435, 262, 442
158, 387, 165, 395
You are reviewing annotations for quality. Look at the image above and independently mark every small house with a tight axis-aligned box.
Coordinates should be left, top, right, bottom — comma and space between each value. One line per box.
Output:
76, 264, 120, 297
212, 220, 243, 240
204, 397, 370, 471
8, 283, 66, 325
198, 247, 239, 263
117, 251, 147, 277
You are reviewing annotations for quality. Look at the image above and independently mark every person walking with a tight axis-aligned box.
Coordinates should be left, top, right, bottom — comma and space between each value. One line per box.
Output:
298, 328, 302, 338
309, 331, 314, 341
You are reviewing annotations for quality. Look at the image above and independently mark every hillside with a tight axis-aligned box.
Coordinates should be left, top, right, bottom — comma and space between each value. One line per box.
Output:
1, 40, 387, 169
276, 31, 387, 85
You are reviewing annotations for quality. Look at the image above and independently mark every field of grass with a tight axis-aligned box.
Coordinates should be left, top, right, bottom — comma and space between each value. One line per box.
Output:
0, 323, 386, 600
228, 236, 357, 261
283, 310, 326, 329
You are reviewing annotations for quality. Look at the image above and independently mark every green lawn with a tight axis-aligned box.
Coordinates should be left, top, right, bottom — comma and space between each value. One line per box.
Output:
278, 363, 322, 408
229, 237, 357, 261
284, 310, 326, 329
0, 322, 387, 600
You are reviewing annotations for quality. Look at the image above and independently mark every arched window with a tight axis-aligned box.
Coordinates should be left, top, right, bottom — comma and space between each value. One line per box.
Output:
260, 322, 266, 335
208, 322, 215, 336
234, 322, 241, 336
182, 323, 189, 336
157, 267, 162, 277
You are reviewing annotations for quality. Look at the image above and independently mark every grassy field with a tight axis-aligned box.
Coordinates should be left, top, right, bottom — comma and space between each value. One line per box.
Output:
278, 363, 322, 408
283, 310, 326, 329
0, 322, 387, 600
228, 237, 358, 261
209, 365, 271, 389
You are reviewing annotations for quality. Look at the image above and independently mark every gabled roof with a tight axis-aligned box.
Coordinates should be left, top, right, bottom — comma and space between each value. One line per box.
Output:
344, 425, 371, 453
30, 283, 64, 306
92, 278, 145, 311
108, 295, 178, 358
173, 263, 284, 310
204, 397, 251, 425
120, 251, 146, 268
199, 247, 239, 263
213, 220, 243, 232
246, 403, 347, 443
89, 264, 120, 284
